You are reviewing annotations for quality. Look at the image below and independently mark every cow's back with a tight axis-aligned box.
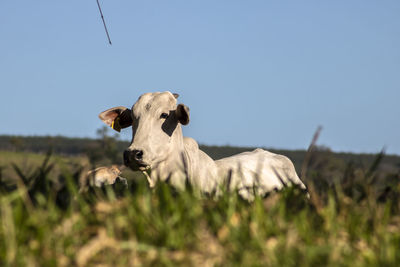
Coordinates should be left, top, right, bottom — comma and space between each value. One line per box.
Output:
215, 148, 305, 200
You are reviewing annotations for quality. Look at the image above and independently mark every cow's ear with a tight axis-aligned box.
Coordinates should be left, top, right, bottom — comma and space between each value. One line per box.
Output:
98, 106, 133, 132
176, 104, 190, 125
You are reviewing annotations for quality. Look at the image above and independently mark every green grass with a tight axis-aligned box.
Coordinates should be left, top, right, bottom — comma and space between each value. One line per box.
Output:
0, 150, 89, 183
0, 152, 400, 266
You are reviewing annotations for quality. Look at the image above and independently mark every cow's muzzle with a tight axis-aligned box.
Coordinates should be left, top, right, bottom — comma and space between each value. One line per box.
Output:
123, 149, 150, 171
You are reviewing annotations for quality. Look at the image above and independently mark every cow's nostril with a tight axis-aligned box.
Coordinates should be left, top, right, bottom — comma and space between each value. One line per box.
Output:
134, 150, 143, 160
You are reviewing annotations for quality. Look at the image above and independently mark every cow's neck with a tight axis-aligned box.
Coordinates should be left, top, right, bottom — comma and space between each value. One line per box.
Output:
144, 125, 189, 189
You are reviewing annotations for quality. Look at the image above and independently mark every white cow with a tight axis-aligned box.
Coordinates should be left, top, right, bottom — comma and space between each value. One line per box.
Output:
99, 91, 306, 200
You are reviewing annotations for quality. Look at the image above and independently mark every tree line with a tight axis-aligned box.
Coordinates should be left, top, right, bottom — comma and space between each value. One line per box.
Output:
1, 129, 399, 178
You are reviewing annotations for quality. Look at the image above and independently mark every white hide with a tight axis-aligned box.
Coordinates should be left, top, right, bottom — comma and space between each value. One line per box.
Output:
99, 92, 306, 200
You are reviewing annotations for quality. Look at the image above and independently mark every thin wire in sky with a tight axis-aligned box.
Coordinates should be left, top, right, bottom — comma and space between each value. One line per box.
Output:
96, 0, 112, 45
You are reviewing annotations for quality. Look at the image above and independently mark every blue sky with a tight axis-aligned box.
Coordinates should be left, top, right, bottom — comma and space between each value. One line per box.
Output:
1, 1, 399, 154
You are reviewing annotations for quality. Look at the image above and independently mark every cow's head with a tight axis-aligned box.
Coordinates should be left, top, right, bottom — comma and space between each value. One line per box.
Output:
99, 92, 190, 171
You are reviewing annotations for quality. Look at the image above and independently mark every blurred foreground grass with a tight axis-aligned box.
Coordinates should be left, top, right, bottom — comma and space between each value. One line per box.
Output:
1, 150, 400, 266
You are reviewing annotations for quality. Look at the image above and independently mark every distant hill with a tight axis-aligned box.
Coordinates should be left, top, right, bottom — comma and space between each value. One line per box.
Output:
1, 135, 399, 175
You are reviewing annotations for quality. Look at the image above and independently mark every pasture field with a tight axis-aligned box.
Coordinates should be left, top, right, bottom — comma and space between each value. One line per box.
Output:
0, 150, 400, 266
0, 150, 89, 184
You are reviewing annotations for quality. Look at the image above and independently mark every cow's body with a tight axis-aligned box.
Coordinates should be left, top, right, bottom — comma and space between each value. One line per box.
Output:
79, 165, 127, 193
99, 91, 306, 200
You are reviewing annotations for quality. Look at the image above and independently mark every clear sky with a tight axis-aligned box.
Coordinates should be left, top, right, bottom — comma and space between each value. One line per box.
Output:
1, 1, 399, 154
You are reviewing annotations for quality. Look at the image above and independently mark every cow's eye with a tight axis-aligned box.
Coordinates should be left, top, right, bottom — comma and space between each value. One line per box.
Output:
160, 113, 169, 119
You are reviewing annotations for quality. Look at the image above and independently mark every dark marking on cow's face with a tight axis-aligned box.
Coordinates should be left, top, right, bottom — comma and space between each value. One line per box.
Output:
161, 110, 178, 137
145, 103, 151, 111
